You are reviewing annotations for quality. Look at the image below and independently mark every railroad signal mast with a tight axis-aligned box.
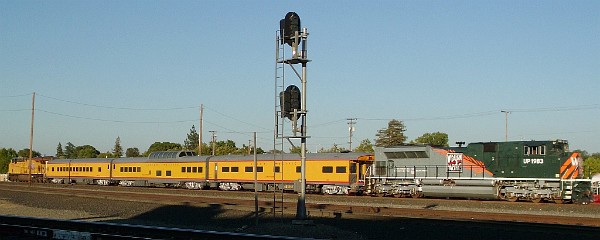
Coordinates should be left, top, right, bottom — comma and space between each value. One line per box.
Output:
275, 12, 310, 220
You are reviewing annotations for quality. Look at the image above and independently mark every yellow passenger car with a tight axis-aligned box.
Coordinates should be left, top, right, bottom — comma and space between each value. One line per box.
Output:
46, 158, 113, 184
207, 152, 374, 194
44, 151, 374, 195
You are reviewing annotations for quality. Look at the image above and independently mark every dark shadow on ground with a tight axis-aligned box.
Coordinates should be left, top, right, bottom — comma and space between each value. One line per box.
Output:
100, 203, 600, 240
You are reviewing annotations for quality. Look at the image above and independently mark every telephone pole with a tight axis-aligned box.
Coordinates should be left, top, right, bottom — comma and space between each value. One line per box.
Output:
347, 118, 356, 151
209, 130, 216, 156
28, 92, 35, 185
501, 110, 510, 142
199, 104, 203, 155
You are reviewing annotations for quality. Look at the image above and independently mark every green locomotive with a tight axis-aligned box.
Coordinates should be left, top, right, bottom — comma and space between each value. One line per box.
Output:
368, 140, 593, 203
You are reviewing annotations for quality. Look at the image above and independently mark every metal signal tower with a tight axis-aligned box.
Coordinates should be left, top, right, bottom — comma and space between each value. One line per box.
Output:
274, 12, 310, 220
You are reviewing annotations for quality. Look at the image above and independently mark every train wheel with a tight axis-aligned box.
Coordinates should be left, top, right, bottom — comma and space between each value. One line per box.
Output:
554, 199, 564, 204
507, 196, 518, 202
411, 192, 423, 198
531, 198, 542, 203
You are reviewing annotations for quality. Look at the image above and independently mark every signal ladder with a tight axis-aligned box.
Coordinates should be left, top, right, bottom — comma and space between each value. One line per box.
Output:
272, 30, 286, 219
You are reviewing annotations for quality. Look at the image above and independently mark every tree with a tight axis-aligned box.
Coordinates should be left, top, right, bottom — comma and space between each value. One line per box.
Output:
112, 136, 123, 158
198, 142, 212, 156
0, 148, 18, 173
145, 142, 182, 156
75, 145, 99, 158
255, 147, 266, 154
17, 149, 41, 158
317, 144, 348, 153
290, 146, 302, 154
126, 147, 141, 157
268, 149, 284, 154
97, 152, 112, 158
413, 132, 449, 147
214, 140, 238, 155
64, 142, 76, 159
354, 139, 374, 153
584, 154, 600, 177
375, 119, 407, 147
184, 125, 199, 151
56, 143, 64, 159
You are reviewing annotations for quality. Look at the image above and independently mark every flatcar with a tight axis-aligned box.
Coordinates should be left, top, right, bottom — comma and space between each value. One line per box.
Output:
45, 151, 374, 194
367, 140, 593, 203
7, 157, 52, 182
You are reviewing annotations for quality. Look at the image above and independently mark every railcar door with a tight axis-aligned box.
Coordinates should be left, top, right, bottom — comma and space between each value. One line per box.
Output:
349, 162, 358, 184
350, 160, 371, 186
214, 162, 218, 181
204, 157, 210, 182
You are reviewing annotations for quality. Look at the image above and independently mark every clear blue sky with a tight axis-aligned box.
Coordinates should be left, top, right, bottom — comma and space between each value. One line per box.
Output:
1, 1, 599, 156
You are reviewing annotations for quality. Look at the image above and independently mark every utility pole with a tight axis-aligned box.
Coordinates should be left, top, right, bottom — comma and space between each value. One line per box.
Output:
199, 104, 203, 155
28, 92, 35, 185
253, 132, 258, 226
347, 118, 357, 151
501, 110, 510, 142
209, 130, 216, 156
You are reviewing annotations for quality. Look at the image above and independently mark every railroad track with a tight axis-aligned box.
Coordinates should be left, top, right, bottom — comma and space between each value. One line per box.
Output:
0, 183, 600, 239
1, 182, 599, 228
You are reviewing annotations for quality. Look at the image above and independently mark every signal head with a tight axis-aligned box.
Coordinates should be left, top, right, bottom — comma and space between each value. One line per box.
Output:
280, 12, 301, 46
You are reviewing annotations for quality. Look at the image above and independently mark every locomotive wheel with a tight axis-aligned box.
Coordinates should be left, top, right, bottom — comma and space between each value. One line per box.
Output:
531, 198, 543, 203
507, 196, 518, 202
554, 199, 564, 204
411, 192, 423, 198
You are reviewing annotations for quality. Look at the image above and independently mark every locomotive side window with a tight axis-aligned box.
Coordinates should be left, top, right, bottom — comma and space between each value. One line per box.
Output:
350, 164, 357, 173
257, 166, 264, 172
166, 171, 171, 176
187, 167, 192, 172
198, 167, 203, 173
524, 145, 546, 155
384, 151, 428, 159
245, 166, 253, 172
336, 166, 347, 173
156, 170, 162, 176
192, 167, 197, 173
375, 161, 386, 176
137, 167, 141, 172
296, 166, 301, 173
182, 167, 186, 173
274, 166, 281, 173
322, 166, 333, 173
222, 167, 230, 172
231, 167, 239, 172
98, 167, 101, 172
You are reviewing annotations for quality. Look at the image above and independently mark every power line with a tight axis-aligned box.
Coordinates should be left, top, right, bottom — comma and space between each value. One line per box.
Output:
507, 104, 600, 113
203, 105, 271, 131
37, 93, 199, 111
0, 108, 30, 112
0, 93, 32, 98
37, 109, 198, 124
